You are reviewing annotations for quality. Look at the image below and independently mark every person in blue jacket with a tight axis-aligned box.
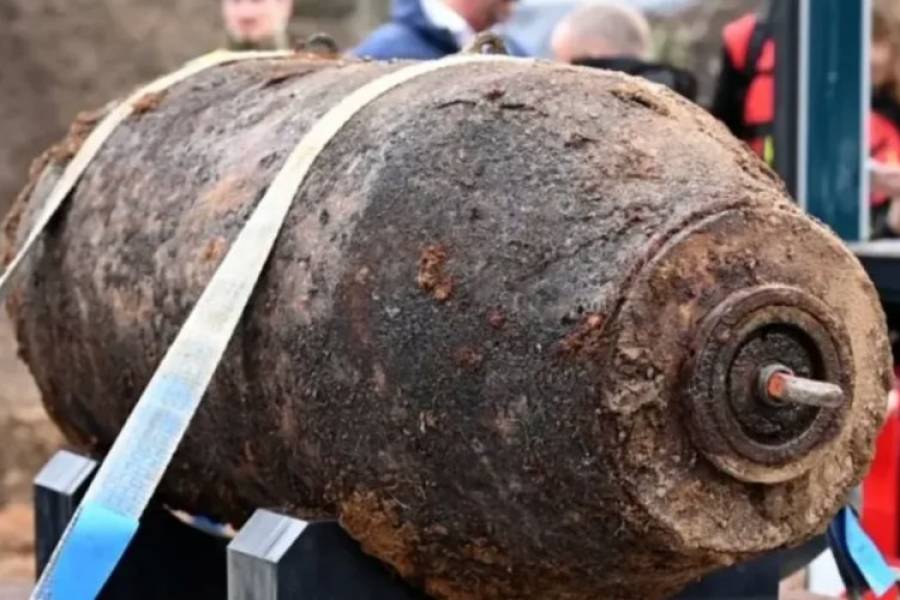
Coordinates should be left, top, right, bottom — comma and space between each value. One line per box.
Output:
354, 0, 518, 60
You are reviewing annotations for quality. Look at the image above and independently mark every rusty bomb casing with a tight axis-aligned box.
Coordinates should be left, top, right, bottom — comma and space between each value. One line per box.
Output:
3, 55, 892, 599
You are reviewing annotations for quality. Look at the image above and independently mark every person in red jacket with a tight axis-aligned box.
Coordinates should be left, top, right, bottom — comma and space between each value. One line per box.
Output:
711, 1, 900, 239
870, 0, 900, 238
710, 10, 775, 162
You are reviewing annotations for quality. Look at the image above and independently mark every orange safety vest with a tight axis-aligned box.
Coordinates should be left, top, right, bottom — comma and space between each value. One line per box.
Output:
722, 14, 775, 160
871, 110, 900, 208
724, 14, 900, 208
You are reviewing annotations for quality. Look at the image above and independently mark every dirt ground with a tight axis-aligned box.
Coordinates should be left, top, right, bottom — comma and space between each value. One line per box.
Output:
0, 313, 63, 588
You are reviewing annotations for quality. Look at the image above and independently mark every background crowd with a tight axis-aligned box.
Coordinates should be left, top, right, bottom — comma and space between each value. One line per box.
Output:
224, 0, 900, 239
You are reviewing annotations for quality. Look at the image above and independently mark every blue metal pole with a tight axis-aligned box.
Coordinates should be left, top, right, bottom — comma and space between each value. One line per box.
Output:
802, 0, 870, 241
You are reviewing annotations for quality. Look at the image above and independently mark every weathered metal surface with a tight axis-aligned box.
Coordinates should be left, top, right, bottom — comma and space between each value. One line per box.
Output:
3, 56, 893, 600
761, 365, 845, 409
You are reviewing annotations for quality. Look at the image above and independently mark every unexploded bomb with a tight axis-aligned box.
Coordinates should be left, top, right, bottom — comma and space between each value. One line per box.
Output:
4, 55, 891, 599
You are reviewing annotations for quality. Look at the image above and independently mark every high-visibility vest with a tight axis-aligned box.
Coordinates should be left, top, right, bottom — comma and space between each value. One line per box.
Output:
722, 13, 775, 160
724, 13, 900, 207
871, 110, 900, 208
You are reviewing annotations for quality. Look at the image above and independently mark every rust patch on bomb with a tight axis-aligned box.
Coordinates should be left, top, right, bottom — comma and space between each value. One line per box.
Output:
610, 83, 672, 117
131, 90, 168, 115
464, 539, 511, 567
453, 346, 484, 370
426, 575, 512, 600
487, 308, 506, 330
340, 491, 420, 580
417, 244, 454, 302
48, 106, 107, 163
200, 237, 227, 264
557, 313, 606, 358
200, 174, 252, 216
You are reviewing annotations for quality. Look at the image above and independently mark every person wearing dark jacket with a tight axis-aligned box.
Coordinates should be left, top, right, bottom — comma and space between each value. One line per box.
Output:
353, 0, 518, 60
551, 2, 698, 101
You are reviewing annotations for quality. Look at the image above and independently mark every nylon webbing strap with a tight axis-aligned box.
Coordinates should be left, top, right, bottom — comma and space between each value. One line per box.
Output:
31, 52, 520, 600
0, 49, 291, 303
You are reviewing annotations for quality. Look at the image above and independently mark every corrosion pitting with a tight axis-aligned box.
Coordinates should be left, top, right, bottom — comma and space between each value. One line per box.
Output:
453, 346, 484, 370
417, 244, 454, 302
340, 491, 421, 580
487, 308, 507, 330
131, 90, 168, 116
200, 237, 227, 264
49, 106, 107, 163
557, 313, 606, 358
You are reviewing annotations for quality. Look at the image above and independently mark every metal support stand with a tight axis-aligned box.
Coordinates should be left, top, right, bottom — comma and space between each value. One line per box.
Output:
228, 510, 425, 600
33, 450, 97, 574
673, 555, 781, 600
33, 450, 790, 599
33, 450, 422, 599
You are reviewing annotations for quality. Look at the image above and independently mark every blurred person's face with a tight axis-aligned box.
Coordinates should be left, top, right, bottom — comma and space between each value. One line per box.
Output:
484, 0, 517, 27
872, 37, 895, 89
450, 0, 517, 32
223, 0, 291, 44
551, 25, 615, 64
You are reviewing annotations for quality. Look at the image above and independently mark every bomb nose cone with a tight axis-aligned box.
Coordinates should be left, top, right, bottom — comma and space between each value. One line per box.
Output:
684, 285, 852, 484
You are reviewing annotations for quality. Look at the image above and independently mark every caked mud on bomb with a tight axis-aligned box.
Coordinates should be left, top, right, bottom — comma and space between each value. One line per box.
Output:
3, 56, 892, 599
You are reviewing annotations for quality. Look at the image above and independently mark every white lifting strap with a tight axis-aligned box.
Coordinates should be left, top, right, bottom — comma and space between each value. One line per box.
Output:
31, 51, 525, 600
0, 49, 292, 302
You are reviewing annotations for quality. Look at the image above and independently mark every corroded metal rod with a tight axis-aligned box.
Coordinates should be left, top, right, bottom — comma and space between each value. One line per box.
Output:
759, 364, 845, 409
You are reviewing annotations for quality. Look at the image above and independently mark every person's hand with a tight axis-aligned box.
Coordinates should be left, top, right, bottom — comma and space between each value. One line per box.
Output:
871, 159, 900, 196
888, 197, 900, 235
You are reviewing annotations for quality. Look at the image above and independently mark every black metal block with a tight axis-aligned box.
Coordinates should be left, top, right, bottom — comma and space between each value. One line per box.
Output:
32, 450, 227, 600
672, 555, 780, 600
671, 536, 827, 600
228, 509, 426, 600
103, 509, 228, 600
33, 449, 97, 574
